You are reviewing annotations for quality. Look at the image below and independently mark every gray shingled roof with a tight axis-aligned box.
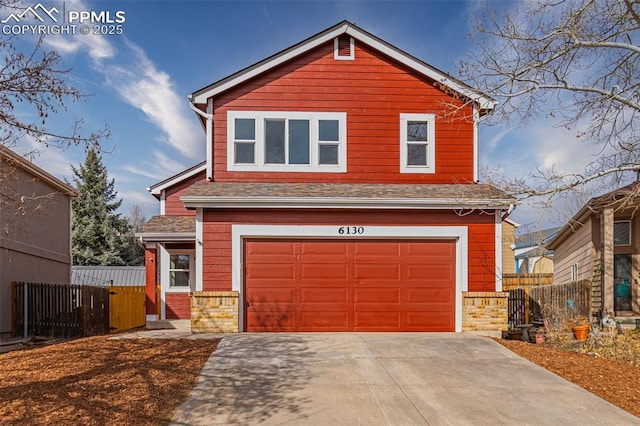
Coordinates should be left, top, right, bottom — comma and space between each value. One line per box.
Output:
141, 215, 195, 234
180, 182, 515, 207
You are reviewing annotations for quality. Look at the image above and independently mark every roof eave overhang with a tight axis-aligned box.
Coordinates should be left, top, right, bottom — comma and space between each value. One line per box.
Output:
190, 22, 494, 111
546, 205, 594, 250
147, 163, 208, 196
135, 232, 195, 243
180, 196, 514, 211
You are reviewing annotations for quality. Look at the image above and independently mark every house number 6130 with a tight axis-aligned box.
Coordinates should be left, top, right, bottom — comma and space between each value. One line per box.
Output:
338, 226, 364, 235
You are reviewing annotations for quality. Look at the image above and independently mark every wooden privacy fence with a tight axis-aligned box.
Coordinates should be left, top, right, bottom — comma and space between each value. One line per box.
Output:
508, 280, 591, 328
529, 280, 591, 320
502, 273, 554, 291
109, 286, 146, 333
12, 282, 109, 338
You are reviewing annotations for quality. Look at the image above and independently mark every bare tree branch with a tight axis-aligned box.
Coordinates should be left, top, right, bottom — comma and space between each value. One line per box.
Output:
459, 0, 640, 215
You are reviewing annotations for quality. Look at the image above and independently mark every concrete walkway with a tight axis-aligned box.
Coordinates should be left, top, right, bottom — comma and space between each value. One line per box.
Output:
167, 333, 639, 425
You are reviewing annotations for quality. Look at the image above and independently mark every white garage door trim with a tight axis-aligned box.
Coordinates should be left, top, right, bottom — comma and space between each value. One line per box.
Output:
231, 225, 468, 332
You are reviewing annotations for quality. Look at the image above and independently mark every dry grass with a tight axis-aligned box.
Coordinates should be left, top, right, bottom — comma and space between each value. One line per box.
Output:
0, 335, 219, 425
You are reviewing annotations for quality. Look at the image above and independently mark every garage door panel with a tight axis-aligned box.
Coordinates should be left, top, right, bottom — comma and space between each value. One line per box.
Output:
245, 239, 456, 332
405, 265, 455, 281
300, 263, 349, 280
247, 310, 296, 331
353, 264, 400, 280
354, 242, 400, 257
300, 312, 350, 330
405, 241, 455, 256
246, 264, 295, 280
246, 241, 296, 256
354, 312, 400, 329
249, 288, 296, 304
354, 288, 399, 303
300, 288, 349, 304
301, 241, 349, 256
406, 312, 454, 331
406, 288, 454, 304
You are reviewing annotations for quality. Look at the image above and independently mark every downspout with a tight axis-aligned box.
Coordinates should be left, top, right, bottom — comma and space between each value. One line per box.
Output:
188, 95, 213, 181
473, 104, 479, 183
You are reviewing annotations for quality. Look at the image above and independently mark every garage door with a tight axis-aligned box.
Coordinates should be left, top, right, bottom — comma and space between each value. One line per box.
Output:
244, 239, 456, 332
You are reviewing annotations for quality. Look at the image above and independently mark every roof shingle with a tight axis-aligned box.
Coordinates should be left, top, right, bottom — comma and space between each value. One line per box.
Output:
180, 182, 515, 207
141, 215, 195, 234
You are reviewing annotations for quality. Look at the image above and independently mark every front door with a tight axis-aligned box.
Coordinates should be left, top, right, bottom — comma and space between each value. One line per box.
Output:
614, 254, 632, 312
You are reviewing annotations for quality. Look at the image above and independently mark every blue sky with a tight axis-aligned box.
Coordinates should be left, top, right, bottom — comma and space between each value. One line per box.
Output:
3, 0, 597, 231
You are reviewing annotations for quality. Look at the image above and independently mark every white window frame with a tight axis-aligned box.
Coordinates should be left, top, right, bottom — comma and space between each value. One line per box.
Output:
614, 220, 631, 246
334, 36, 355, 60
227, 111, 347, 173
400, 113, 435, 174
163, 249, 195, 293
570, 263, 578, 282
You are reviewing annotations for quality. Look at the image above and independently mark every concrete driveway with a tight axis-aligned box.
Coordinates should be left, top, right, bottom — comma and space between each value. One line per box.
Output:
171, 333, 639, 425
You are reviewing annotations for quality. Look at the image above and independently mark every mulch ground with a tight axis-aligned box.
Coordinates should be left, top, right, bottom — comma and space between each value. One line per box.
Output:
497, 331, 640, 418
0, 335, 219, 425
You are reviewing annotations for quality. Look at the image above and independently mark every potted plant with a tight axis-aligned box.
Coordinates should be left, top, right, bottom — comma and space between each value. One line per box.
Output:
570, 316, 590, 341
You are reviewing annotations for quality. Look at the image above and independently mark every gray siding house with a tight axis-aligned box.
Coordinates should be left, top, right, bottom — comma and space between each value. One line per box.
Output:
0, 147, 79, 340
547, 183, 640, 318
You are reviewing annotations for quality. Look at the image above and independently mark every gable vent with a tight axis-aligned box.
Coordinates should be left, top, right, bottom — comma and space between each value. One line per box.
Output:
334, 35, 354, 60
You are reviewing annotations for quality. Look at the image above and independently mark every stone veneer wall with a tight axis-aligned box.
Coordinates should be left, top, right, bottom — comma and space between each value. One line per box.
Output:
191, 291, 239, 333
462, 292, 509, 337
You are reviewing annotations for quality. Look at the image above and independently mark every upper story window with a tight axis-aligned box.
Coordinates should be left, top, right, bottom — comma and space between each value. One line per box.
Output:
399, 113, 435, 174
228, 111, 347, 172
614, 220, 631, 246
334, 35, 354, 60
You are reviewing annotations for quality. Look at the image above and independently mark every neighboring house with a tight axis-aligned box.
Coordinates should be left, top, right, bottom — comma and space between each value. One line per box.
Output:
138, 21, 517, 333
71, 266, 145, 287
0, 146, 79, 340
547, 183, 640, 318
514, 227, 560, 273
501, 218, 519, 275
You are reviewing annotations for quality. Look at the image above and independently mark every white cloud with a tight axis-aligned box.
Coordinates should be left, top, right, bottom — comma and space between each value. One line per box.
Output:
45, 31, 115, 61
102, 40, 204, 162
42, 0, 203, 172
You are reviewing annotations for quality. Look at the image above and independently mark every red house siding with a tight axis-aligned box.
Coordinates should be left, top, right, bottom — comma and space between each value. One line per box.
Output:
201, 209, 495, 292
212, 41, 475, 184
164, 171, 206, 216
145, 247, 157, 315
165, 293, 191, 319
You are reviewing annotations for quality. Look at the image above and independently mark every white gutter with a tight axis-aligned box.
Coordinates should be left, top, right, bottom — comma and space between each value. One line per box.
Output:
135, 232, 196, 243
188, 96, 213, 181
180, 196, 515, 210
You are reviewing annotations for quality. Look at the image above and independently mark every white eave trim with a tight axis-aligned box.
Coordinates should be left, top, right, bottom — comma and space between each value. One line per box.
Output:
148, 164, 207, 196
135, 232, 196, 242
180, 196, 513, 210
191, 23, 494, 110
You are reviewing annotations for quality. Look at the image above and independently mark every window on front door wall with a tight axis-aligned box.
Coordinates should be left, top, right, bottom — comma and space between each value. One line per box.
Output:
400, 113, 435, 173
169, 254, 191, 287
228, 111, 346, 172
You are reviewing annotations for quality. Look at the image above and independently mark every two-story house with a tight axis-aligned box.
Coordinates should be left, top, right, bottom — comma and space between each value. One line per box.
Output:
0, 146, 79, 340
139, 21, 516, 334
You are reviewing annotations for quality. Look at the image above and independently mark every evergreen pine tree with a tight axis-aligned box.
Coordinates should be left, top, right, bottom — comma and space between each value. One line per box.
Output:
71, 148, 134, 266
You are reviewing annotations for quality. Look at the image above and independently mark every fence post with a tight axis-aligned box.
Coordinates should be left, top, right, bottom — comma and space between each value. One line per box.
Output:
23, 282, 28, 338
